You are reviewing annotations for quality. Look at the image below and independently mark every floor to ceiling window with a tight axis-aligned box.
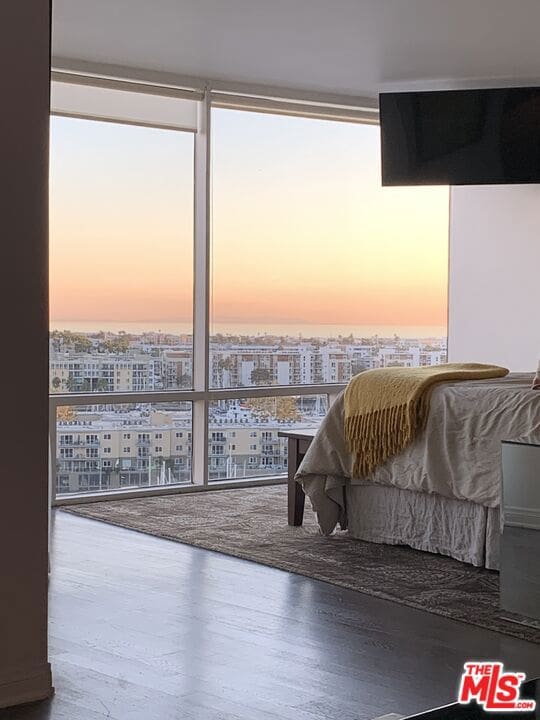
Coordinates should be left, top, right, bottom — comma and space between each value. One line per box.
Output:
49, 80, 449, 499
50, 116, 195, 393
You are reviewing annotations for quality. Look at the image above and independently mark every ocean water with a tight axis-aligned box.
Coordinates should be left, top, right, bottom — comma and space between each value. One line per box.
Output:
50, 320, 447, 340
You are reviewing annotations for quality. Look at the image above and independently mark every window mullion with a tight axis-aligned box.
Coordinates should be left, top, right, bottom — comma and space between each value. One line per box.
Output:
192, 90, 211, 485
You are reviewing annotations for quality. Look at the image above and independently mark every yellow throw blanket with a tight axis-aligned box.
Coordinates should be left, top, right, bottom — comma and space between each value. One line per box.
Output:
344, 362, 509, 477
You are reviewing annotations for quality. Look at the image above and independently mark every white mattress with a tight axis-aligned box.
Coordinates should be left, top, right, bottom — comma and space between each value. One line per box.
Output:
345, 484, 500, 569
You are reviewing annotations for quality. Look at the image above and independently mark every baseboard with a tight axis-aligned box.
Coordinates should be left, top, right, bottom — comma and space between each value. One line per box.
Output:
505, 505, 540, 530
0, 664, 53, 709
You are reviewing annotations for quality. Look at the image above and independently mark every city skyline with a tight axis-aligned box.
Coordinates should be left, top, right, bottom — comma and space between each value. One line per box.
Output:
50, 328, 447, 393
51, 326, 447, 492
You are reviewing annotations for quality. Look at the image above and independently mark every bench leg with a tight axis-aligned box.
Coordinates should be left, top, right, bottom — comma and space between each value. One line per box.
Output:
288, 478, 306, 526
287, 437, 305, 526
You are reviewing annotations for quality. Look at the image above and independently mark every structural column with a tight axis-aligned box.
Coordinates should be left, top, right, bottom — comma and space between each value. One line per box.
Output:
0, 0, 52, 708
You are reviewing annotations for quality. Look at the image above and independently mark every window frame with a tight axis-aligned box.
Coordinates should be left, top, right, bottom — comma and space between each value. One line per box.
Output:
49, 84, 384, 505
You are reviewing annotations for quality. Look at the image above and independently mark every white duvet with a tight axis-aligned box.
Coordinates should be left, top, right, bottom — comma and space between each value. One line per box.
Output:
297, 373, 540, 531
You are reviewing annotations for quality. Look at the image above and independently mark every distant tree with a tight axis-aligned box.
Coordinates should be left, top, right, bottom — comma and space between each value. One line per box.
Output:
178, 374, 192, 388
245, 397, 274, 419
57, 406, 76, 422
50, 331, 63, 352
250, 368, 273, 386
98, 337, 129, 354
71, 334, 93, 353
245, 396, 301, 423
350, 365, 362, 377
51, 376, 62, 390
275, 397, 301, 422
218, 357, 234, 371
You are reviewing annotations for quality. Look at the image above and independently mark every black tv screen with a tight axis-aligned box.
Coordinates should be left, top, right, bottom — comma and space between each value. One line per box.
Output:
380, 87, 540, 186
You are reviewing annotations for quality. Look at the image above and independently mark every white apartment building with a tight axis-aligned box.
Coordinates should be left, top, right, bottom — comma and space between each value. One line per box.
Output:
212, 344, 358, 387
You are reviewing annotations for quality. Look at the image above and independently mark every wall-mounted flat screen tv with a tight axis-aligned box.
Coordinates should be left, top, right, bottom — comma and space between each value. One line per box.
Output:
380, 87, 540, 185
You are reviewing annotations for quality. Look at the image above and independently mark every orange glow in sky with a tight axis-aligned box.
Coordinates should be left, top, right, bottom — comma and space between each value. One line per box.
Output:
50, 111, 448, 331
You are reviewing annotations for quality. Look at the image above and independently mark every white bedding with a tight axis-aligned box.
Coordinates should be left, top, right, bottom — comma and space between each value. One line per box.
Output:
297, 373, 540, 538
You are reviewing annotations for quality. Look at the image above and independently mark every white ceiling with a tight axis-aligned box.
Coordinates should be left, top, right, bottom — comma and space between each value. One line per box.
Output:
52, 0, 540, 99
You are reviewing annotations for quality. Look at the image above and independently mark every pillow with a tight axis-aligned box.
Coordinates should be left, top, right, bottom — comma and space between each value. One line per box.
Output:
533, 360, 540, 389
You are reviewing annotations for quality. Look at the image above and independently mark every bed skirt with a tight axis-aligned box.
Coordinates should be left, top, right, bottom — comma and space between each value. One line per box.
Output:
301, 474, 500, 569
346, 484, 500, 569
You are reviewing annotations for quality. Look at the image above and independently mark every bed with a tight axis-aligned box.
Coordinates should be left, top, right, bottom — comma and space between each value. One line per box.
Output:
296, 373, 540, 569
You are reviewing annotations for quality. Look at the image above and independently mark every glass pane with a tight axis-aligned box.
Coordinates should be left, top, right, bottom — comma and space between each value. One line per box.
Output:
208, 394, 327, 482
49, 116, 194, 393
56, 401, 192, 496
210, 109, 448, 388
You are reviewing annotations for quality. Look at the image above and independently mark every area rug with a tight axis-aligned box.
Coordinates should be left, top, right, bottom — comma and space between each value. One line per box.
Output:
61, 485, 539, 643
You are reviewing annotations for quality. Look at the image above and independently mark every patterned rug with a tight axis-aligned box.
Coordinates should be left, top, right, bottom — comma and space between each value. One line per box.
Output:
62, 485, 539, 643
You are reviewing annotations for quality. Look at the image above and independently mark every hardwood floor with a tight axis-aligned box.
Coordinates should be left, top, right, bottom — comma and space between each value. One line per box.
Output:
3, 510, 538, 720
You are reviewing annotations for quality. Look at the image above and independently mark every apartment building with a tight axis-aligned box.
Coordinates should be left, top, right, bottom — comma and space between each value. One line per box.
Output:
50, 338, 447, 393
55, 407, 314, 494
56, 409, 191, 493
49, 354, 154, 392
378, 346, 447, 368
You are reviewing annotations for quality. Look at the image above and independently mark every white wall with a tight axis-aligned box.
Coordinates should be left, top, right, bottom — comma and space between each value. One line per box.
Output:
448, 185, 540, 372
0, 0, 52, 709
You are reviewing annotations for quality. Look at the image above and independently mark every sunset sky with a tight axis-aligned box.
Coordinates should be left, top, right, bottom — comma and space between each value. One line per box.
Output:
50, 110, 449, 333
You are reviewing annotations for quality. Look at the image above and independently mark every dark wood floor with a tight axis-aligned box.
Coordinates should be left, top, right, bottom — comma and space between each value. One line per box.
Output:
3, 510, 539, 720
